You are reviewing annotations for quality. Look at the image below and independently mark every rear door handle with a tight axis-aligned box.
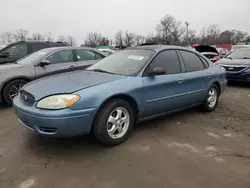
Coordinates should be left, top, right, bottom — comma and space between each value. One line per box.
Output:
206, 74, 211, 78
69, 65, 75, 68
177, 79, 184, 83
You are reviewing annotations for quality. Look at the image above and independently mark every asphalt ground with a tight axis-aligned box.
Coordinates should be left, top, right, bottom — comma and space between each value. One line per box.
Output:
0, 83, 250, 188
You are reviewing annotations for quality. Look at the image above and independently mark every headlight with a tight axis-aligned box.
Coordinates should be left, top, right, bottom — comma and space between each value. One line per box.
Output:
36, 94, 80, 110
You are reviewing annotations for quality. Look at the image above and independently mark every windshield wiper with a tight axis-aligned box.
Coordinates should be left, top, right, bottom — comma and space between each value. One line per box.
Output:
90, 69, 115, 74
226, 57, 232, 59
243, 57, 250, 59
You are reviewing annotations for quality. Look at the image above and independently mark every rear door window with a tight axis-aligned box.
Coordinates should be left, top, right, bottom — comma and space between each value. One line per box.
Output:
75, 49, 104, 61
179, 50, 205, 72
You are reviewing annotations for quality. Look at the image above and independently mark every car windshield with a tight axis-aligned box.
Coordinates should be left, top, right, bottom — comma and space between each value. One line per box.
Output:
226, 48, 250, 59
86, 49, 155, 76
16, 48, 52, 64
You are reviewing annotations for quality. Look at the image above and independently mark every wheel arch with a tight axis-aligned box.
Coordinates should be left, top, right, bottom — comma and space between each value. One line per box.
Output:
91, 93, 140, 129
211, 81, 221, 95
0, 76, 30, 102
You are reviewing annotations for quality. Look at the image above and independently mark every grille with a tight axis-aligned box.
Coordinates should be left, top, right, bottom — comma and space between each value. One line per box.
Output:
222, 65, 248, 72
20, 90, 35, 105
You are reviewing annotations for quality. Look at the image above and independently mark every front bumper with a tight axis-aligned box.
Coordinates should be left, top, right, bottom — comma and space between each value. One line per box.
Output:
13, 96, 97, 138
226, 72, 250, 82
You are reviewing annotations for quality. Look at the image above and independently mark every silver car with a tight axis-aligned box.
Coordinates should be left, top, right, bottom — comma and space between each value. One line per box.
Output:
0, 46, 106, 105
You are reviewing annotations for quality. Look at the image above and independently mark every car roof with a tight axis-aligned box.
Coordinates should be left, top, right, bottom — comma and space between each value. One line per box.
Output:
128, 45, 190, 52
35, 46, 107, 56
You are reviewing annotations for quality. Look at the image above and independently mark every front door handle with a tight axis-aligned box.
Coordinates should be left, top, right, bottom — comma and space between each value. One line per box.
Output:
69, 65, 74, 68
177, 79, 184, 83
206, 74, 211, 78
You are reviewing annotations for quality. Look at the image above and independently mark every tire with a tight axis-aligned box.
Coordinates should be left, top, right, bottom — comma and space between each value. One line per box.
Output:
202, 84, 219, 112
3, 79, 28, 105
93, 99, 135, 146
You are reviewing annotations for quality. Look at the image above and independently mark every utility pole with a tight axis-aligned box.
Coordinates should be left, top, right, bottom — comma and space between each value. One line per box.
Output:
185, 21, 189, 46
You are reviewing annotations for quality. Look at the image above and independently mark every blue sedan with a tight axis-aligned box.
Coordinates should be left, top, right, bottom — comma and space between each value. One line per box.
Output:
13, 45, 227, 146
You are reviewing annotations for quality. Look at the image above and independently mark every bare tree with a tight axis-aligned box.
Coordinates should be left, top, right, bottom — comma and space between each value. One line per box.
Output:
57, 36, 66, 42
14, 29, 28, 41
206, 25, 220, 45
124, 31, 135, 47
0, 32, 14, 44
66, 35, 76, 46
32, 32, 44, 41
84, 32, 102, 47
133, 35, 146, 46
231, 30, 248, 44
156, 14, 184, 45
115, 30, 124, 47
44, 32, 53, 41
219, 30, 233, 44
98, 37, 110, 46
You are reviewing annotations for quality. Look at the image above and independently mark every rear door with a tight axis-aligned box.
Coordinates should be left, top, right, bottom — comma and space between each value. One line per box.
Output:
74, 49, 105, 70
34, 49, 77, 78
177, 50, 210, 106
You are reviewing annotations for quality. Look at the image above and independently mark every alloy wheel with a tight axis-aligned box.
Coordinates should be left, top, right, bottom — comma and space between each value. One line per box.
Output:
107, 107, 130, 139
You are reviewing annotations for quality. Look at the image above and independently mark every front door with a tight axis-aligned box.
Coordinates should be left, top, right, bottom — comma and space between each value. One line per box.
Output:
141, 50, 186, 118
34, 49, 77, 78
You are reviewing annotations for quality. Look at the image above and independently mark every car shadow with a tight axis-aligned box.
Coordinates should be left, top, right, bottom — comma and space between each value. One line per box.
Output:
23, 107, 200, 159
227, 81, 250, 88
0, 103, 10, 109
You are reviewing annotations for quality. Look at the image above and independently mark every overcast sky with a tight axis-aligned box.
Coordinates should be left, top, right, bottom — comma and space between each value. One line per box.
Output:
1, 0, 250, 44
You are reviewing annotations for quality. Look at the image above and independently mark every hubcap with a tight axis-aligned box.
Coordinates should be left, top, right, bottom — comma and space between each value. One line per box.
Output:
207, 88, 217, 108
9, 84, 23, 100
107, 107, 130, 139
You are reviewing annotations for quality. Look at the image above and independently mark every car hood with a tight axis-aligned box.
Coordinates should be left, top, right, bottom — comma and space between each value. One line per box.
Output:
194, 45, 218, 54
216, 58, 250, 65
22, 71, 126, 101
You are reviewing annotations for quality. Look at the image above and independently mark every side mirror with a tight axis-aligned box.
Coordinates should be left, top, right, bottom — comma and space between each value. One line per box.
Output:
0, 51, 10, 57
148, 67, 166, 76
39, 60, 50, 67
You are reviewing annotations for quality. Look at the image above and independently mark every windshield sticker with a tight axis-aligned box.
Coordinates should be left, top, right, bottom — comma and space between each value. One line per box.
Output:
128, 55, 144, 60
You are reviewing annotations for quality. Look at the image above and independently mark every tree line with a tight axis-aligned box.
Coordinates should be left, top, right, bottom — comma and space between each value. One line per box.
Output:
0, 30, 76, 46
1, 14, 250, 47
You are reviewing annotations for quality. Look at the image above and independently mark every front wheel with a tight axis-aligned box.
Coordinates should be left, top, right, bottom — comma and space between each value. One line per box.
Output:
92, 99, 135, 146
202, 84, 219, 112
3, 79, 28, 105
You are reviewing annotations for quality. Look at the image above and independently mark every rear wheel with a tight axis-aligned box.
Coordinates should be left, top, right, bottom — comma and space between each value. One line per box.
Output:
3, 79, 28, 105
92, 99, 134, 146
202, 84, 219, 112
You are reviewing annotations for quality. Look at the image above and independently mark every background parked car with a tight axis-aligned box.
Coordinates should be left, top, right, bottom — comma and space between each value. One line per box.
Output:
216, 48, 250, 82
13, 45, 227, 146
0, 41, 69, 65
194, 45, 219, 63
97, 48, 116, 56
0, 46, 106, 104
